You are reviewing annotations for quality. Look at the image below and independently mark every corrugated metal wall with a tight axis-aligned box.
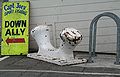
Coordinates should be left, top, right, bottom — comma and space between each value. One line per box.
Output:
9, 0, 120, 53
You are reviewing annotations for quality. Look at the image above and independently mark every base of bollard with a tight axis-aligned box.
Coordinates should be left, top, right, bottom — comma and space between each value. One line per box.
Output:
27, 53, 87, 66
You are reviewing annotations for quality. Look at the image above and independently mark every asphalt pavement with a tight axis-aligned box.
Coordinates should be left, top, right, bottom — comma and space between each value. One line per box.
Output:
0, 52, 120, 77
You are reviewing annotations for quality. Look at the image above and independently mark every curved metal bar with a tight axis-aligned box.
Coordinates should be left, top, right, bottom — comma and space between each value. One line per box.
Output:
88, 12, 120, 64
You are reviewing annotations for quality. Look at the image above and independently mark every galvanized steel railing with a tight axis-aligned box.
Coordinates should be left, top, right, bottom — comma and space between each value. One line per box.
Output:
88, 12, 120, 65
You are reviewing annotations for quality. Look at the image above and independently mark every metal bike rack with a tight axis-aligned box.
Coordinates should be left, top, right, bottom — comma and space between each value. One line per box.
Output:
88, 12, 120, 65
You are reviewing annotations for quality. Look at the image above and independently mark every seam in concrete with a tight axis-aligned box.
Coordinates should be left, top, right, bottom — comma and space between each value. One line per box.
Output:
0, 70, 120, 76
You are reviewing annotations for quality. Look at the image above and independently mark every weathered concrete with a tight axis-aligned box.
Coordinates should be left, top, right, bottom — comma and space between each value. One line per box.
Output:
0, 52, 120, 77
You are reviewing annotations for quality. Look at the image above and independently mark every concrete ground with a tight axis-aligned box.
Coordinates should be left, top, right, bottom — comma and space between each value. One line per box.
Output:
0, 52, 120, 77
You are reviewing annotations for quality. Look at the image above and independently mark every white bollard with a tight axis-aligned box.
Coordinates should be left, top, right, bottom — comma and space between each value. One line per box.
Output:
57, 27, 83, 60
30, 26, 56, 57
28, 25, 87, 65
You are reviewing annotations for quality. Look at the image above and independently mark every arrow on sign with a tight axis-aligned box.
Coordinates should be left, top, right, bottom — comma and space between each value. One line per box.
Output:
6, 37, 25, 45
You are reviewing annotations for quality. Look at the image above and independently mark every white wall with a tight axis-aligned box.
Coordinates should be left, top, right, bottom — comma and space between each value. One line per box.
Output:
9, 0, 120, 53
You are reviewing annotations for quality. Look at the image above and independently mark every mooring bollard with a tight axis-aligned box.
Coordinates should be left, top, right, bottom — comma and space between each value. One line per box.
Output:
27, 25, 87, 65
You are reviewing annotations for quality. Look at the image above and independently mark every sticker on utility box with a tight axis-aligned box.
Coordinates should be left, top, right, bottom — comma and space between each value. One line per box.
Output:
1, 1, 29, 55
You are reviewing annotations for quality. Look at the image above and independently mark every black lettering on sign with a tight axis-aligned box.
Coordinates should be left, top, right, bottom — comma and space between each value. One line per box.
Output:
10, 21, 14, 27
5, 28, 26, 36
15, 20, 21, 27
4, 20, 26, 28
5, 21, 9, 28
5, 29, 11, 36
12, 29, 20, 35
20, 28, 25, 35
21, 20, 26, 27
4, 20, 27, 36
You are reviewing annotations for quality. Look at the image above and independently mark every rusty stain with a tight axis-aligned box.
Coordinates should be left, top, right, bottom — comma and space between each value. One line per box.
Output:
71, 31, 76, 34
